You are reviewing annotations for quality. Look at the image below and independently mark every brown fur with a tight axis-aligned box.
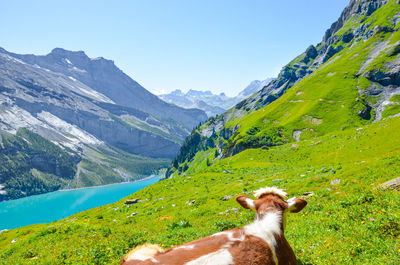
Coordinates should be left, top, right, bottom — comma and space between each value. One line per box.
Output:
229, 235, 276, 265
121, 187, 307, 265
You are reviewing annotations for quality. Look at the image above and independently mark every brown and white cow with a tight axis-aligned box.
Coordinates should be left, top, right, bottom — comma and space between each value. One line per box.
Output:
121, 187, 307, 265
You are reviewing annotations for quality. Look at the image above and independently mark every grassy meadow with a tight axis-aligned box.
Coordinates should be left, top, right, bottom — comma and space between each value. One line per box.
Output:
0, 116, 399, 264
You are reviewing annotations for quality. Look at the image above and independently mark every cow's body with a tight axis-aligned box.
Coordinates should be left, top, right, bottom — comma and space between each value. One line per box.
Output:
121, 187, 307, 265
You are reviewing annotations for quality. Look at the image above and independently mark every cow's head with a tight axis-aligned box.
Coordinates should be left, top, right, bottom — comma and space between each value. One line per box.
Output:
236, 187, 307, 228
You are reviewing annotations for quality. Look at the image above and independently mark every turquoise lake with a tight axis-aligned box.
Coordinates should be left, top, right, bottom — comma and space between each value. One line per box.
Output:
0, 177, 159, 230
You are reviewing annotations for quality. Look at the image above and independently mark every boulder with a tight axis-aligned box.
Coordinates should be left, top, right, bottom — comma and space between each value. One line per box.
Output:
124, 198, 140, 205
221, 195, 234, 201
305, 45, 318, 59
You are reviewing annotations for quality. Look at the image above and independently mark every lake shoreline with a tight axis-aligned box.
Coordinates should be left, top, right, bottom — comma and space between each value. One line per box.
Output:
0, 175, 159, 230
59, 174, 160, 192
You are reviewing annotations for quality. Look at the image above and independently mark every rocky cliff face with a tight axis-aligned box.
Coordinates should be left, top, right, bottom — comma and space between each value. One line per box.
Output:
0, 47, 207, 199
3, 48, 208, 130
0, 50, 184, 158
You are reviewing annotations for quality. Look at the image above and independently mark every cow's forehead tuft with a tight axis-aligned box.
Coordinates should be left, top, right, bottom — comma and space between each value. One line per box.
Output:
253, 187, 287, 199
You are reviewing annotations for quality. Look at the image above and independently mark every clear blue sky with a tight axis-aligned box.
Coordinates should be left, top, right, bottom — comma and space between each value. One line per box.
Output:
1, 0, 349, 96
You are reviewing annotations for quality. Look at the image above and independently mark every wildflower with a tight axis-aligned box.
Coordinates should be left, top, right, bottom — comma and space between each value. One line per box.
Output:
301, 249, 305, 252
369, 218, 375, 221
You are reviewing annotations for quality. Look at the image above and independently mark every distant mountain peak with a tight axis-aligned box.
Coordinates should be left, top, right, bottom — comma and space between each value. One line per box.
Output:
50, 47, 87, 58
159, 78, 275, 117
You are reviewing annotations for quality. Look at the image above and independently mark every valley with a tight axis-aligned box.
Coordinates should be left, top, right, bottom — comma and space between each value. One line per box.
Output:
0, 0, 399, 264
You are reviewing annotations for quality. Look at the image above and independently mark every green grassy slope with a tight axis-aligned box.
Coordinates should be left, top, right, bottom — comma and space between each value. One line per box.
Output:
1, 116, 399, 264
2, 1, 400, 264
167, 0, 400, 177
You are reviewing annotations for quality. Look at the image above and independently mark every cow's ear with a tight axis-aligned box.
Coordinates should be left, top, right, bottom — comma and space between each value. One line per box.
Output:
287, 197, 307, 213
236, 195, 256, 210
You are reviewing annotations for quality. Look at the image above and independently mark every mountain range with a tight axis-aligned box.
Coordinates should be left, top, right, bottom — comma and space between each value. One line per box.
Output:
1, 0, 400, 264
0, 47, 208, 200
158, 78, 274, 117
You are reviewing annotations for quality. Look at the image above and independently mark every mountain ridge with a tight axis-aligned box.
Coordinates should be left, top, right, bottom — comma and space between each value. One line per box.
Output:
1, 1, 400, 264
158, 78, 274, 117
166, 0, 400, 177
1, 47, 208, 130
0, 47, 207, 200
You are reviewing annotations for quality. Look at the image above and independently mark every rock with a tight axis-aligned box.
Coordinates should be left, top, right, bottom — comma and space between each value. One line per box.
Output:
261, 146, 269, 150
302, 192, 314, 196
172, 204, 176, 207
342, 32, 354, 43
223, 170, 232, 174
188, 200, 196, 206
310, 141, 321, 147
113, 207, 119, 211
374, 26, 394, 34
291, 143, 299, 149
272, 179, 283, 182
305, 45, 318, 59
358, 105, 372, 120
125, 198, 140, 205
220, 207, 240, 215
378, 177, 400, 190
331, 179, 341, 185
11, 239, 17, 244
293, 130, 302, 142
130, 212, 138, 217
221, 195, 234, 201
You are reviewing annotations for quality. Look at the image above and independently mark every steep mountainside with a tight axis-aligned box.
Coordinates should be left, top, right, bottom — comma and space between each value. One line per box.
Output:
1, 115, 399, 264
2, 48, 207, 130
167, 0, 400, 176
0, 48, 207, 200
1, 1, 399, 264
159, 78, 274, 117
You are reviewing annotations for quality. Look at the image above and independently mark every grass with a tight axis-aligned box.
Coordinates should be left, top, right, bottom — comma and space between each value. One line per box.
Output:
205, 1, 400, 152
382, 104, 400, 118
1, 116, 400, 264
2, 1, 400, 264
389, 94, 400, 103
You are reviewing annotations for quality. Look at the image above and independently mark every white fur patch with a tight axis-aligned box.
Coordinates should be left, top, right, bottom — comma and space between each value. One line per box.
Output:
184, 249, 234, 265
245, 198, 256, 210
253, 187, 287, 199
175, 245, 195, 250
287, 197, 297, 210
244, 212, 281, 264
125, 244, 163, 262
